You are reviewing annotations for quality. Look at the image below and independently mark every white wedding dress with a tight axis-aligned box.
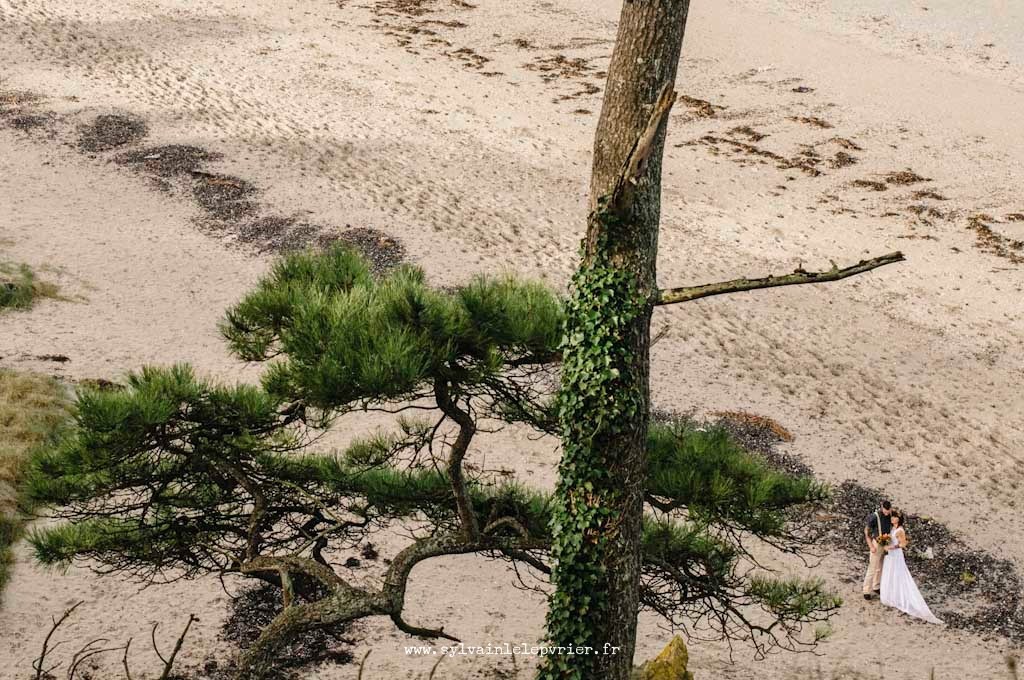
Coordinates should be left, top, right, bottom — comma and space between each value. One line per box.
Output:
879, 527, 943, 624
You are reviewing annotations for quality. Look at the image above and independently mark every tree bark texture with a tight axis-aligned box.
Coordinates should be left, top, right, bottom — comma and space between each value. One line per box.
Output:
540, 3, 691, 680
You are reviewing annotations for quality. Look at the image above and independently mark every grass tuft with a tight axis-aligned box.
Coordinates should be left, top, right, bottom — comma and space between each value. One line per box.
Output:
0, 261, 60, 312
0, 370, 71, 601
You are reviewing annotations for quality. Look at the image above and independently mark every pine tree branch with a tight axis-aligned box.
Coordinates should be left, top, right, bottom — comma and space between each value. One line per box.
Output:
380, 533, 548, 643
235, 590, 383, 680
484, 517, 530, 538
390, 612, 460, 642
434, 379, 481, 540
654, 252, 904, 306
241, 555, 349, 591
500, 547, 552, 576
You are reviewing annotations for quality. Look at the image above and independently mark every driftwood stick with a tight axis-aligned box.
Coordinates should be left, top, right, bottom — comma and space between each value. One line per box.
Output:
655, 252, 905, 306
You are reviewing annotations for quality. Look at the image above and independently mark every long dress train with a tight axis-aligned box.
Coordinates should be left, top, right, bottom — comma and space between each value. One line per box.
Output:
879, 528, 943, 624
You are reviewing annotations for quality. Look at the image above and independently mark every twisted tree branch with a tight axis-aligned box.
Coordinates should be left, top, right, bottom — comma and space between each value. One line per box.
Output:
241, 555, 349, 591
390, 612, 460, 642
434, 379, 480, 540
654, 252, 905, 306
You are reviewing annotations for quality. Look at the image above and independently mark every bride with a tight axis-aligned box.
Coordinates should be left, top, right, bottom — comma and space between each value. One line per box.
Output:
880, 510, 943, 624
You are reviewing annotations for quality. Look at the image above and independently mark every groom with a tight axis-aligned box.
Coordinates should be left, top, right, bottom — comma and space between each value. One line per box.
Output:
863, 499, 892, 600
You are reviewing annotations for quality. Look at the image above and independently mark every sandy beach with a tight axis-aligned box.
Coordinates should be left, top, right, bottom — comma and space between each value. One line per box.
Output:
2, 0, 1023, 677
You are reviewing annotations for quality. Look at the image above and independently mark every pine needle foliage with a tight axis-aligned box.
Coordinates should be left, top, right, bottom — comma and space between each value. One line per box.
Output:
646, 421, 827, 535
26, 247, 838, 678
222, 245, 563, 414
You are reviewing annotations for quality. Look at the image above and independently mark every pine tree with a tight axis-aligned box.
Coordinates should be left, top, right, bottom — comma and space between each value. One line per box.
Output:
28, 246, 839, 679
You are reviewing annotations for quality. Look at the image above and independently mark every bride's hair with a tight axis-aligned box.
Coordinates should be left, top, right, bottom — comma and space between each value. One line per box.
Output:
891, 509, 905, 528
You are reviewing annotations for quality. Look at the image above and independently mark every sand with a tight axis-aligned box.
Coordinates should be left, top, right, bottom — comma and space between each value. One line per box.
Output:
1, 0, 1022, 677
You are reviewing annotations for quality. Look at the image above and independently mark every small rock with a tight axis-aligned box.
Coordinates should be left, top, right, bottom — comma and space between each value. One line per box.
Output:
632, 636, 694, 680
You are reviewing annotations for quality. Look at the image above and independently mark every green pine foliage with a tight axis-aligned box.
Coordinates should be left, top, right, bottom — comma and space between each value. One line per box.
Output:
646, 421, 827, 534
26, 246, 839, 674
222, 246, 563, 412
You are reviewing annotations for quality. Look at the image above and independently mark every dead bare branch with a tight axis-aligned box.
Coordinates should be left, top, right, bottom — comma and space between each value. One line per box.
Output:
121, 638, 133, 680
151, 624, 167, 666
33, 601, 83, 680
68, 638, 124, 680
623, 83, 678, 188
158, 614, 197, 680
357, 650, 371, 680
651, 324, 670, 348
428, 655, 446, 680
655, 252, 905, 306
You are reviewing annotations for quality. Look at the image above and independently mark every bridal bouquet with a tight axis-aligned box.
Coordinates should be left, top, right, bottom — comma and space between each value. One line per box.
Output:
876, 533, 891, 548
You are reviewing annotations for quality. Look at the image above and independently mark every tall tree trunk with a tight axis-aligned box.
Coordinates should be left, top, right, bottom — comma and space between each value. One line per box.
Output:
540, 3, 691, 680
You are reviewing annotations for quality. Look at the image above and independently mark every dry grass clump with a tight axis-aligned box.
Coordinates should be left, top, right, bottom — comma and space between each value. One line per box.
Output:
685, 135, 823, 176
911, 189, 948, 201
828, 151, 858, 168
851, 179, 888, 192
116, 144, 221, 178
967, 214, 1024, 264
789, 115, 833, 129
0, 90, 43, 109
0, 370, 71, 599
907, 204, 946, 220
827, 137, 863, 151
711, 410, 795, 442
191, 172, 259, 222
0, 262, 60, 312
524, 54, 596, 82
678, 94, 723, 118
727, 125, 768, 142
884, 169, 930, 185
